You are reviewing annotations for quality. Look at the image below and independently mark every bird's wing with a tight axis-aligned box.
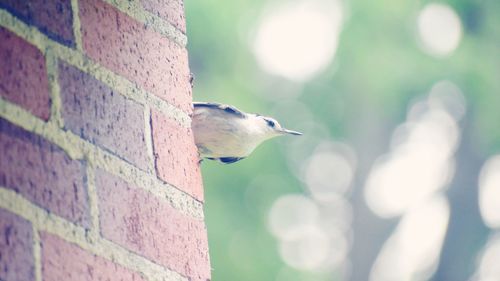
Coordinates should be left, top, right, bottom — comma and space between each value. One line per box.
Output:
193, 102, 246, 118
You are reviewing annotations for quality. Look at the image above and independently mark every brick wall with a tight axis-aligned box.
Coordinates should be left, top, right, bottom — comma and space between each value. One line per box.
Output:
0, 1, 210, 280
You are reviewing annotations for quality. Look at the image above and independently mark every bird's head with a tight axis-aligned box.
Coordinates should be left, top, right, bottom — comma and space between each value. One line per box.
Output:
256, 115, 302, 138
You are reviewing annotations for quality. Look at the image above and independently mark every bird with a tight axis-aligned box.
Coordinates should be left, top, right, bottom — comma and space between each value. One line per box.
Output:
192, 102, 302, 164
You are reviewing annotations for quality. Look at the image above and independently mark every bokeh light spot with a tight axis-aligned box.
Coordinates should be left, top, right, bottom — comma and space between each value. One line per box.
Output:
417, 3, 463, 57
479, 155, 500, 229
278, 226, 331, 270
364, 81, 464, 218
303, 141, 356, 200
268, 194, 320, 240
252, 0, 343, 81
428, 80, 466, 120
370, 195, 450, 281
473, 235, 500, 281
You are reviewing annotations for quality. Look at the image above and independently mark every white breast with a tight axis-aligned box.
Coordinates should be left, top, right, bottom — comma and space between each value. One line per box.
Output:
192, 107, 263, 158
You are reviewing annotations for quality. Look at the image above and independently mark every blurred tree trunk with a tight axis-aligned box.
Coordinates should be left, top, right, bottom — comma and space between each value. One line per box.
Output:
432, 116, 490, 281
348, 105, 490, 281
348, 102, 396, 281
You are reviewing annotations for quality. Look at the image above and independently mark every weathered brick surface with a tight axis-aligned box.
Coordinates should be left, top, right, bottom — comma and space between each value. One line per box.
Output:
59, 61, 149, 170
1, 0, 210, 279
151, 110, 203, 201
0, 209, 34, 281
41, 232, 146, 281
95, 169, 210, 281
0, 27, 50, 120
79, 0, 192, 113
0, 0, 75, 46
0, 118, 90, 227
140, 0, 186, 33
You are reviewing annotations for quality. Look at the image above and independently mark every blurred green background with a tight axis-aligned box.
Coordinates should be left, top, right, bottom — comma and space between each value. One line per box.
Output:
185, 0, 500, 280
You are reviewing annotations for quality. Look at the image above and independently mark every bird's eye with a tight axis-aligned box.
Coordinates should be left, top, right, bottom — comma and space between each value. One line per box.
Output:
266, 119, 275, 127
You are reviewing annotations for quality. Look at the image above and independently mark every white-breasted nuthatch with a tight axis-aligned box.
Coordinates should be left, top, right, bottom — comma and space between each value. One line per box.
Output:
192, 102, 302, 164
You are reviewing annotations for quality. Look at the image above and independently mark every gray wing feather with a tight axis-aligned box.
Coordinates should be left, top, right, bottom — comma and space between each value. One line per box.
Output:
193, 102, 246, 118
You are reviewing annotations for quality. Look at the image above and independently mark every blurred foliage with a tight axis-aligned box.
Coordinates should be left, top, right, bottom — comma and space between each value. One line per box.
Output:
185, 0, 500, 280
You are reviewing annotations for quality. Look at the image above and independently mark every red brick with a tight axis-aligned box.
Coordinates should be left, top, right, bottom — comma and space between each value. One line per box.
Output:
79, 0, 192, 113
41, 232, 146, 281
0, 0, 75, 46
151, 110, 203, 201
0, 27, 50, 120
140, 0, 186, 33
95, 169, 210, 281
0, 209, 34, 281
58, 61, 149, 170
0, 118, 90, 227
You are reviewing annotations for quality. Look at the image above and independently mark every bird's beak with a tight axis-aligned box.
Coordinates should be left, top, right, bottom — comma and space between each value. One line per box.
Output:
279, 128, 303, 136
